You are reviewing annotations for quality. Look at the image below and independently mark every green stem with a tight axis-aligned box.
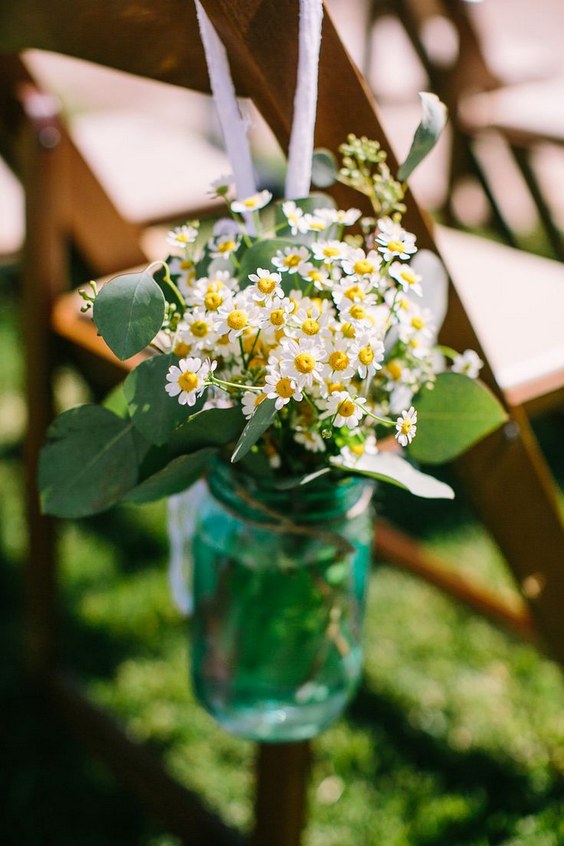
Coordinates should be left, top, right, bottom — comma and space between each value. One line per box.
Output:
147, 260, 186, 310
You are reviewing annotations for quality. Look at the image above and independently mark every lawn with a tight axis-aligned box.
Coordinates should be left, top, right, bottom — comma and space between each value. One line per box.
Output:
1, 265, 563, 845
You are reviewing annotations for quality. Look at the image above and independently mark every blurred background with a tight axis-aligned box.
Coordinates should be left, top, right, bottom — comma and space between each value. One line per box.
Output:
1, 1, 563, 844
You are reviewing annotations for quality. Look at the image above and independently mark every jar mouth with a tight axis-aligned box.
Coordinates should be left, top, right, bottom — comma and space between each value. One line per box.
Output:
208, 457, 373, 524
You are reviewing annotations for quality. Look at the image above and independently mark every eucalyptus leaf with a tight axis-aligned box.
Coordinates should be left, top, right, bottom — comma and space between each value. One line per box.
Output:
408, 372, 508, 464
93, 270, 165, 360
311, 149, 338, 188
39, 405, 139, 517
169, 406, 245, 456
231, 397, 277, 463
397, 92, 448, 182
124, 447, 216, 503
331, 451, 454, 499
124, 354, 197, 446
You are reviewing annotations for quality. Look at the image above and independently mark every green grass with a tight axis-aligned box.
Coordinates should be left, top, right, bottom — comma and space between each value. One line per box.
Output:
1, 272, 563, 845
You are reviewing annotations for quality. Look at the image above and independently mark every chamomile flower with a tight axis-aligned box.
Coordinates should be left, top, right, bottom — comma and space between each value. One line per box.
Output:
303, 212, 329, 234
376, 218, 417, 261
388, 261, 423, 296
321, 338, 357, 382
337, 300, 376, 331
167, 224, 199, 250
165, 357, 213, 406
316, 207, 362, 227
181, 308, 219, 350
298, 262, 330, 290
258, 298, 294, 339
231, 190, 272, 214
395, 406, 417, 446
264, 370, 303, 409
279, 337, 327, 390
332, 277, 378, 310
452, 349, 484, 378
322, 391, 366, 429
281, 200, 308, 235
215, 295, 261, 341
287, 303, 332, 340
311, 240, 348, 265
208, 173, 234, 199
352, 332, 385, 378
341, 248, 382, 279
208, 232, 241, 259
248, 268, 284, 302
339, 433, 378, 466
272, 245, 310, 275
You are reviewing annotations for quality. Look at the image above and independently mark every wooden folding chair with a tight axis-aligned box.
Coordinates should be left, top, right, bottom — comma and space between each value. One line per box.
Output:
3, 1, 564, 844
365, 0, 564, 259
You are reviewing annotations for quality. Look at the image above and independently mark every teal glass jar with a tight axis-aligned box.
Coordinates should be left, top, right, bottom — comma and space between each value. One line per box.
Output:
191, 460, 374, 742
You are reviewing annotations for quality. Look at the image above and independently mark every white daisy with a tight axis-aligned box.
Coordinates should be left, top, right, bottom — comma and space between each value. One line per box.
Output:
452, 349, 484, 378
208, 173, 234, 198
182, 308, 219, 350
310, 239, 348, 264
208, 232, 242, 259
165, 357, 213, 406
339, 433, 378, 466
287, 303, 333, 340
321, 338, 357, 382
231, 189, 272, 214
279, 337, 327, 390
341, 247, 382, 279
258, 298, 294, 338
167, 224, 199, 250
388, 261, 423, 297
248, 268, 284, 302
298, 262, 330, 291
376, 218, 417, 261
321, 391, 367, 429
281, 200, 309, 236
215, 295, 261, 342
264, 370, 303, 410
352, 332, 385, 379
395, 406, 418, 446
316, 207, 362, 227
272, 245, 310, 275
241, 390, 267, 420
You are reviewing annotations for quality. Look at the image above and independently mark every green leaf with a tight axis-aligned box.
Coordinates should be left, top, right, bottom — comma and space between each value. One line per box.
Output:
311, 149, 338, 188
331, 452, 454, 499
102, 383, 128, 418
39, 405, 139, 517
124, 354, 198, 446
397, 92, 448, 181
169, 406, 245, 456
231, 397, 277, 463
408, 372, 508, 464
237, 238, 297, 286
93, 270, 165, 360
124, 447, 216, 503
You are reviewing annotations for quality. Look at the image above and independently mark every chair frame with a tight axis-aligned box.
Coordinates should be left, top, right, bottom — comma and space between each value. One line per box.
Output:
2, 2, 563, 844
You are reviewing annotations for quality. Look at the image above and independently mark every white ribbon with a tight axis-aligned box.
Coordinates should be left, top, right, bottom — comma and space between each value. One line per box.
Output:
167, 480, 208, 614
194, 0, 257, 231
285, 0, 324, 200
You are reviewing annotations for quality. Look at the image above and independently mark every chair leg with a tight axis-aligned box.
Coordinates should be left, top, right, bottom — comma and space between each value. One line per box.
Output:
510, 144, 564, 261
250, 742, 312, 846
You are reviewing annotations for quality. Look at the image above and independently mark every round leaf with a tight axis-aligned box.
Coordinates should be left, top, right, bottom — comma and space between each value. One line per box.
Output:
311, 148, 338, 188
331, 451, 454, 499
39, 405, 138, 517
124, 447, 216, 503
93, 271, 165, 360
408, 372, 508, 464
231, 398, 277, 463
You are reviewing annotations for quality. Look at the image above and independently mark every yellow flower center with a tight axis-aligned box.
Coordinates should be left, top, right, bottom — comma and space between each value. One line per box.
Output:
284, 253, 302, 268
323, 245, 340, 258
359, 346, 374, 365
178, 371, 199, 392
218, 240, 236, 253
341, 322, 356, 339
308, 270, 323, 283
353, 259, 374, 276
217, 333, 231, 346
349, 304, 367, 320
227, 309, 248, 331
387, 360, 403, 380
328, 350, 350, 371
302, 318, 320, 336
174, 341, 190, 357
243, 197, 258, 208
400, 418, 413, 435
337, 399, 356, 418
191, 321, 209, 338
350, 443, 365, 456
411, 316, 425, 330
275, 377, 295, 399
258, 276, 278, 294
345, 285, 365, 301
294, 353, 316, 374
180, 259, 193, 270
204, 292, 223, 310
269, 309, 286, 327
401, 270, 416, 285
327, 381, 344, 393
387, 239, 405, 253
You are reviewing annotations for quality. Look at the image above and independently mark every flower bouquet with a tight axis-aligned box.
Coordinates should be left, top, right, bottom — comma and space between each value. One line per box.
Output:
38, 1, 506, 741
